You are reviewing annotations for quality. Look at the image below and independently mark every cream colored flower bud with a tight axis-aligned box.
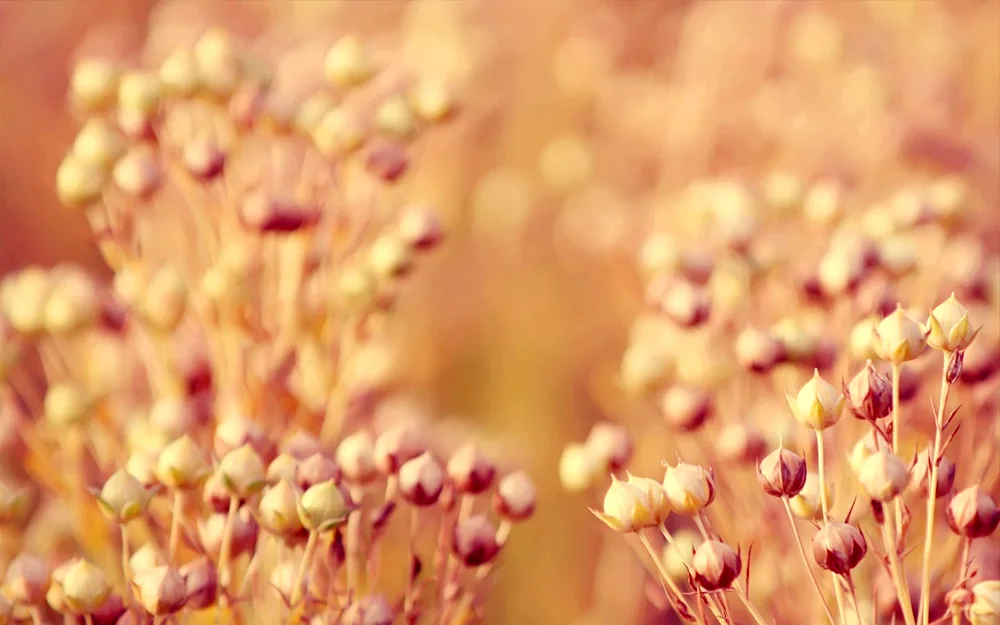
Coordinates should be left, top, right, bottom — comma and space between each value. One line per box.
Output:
198, 507, 258, 559
96, 470, 149, 523
126, 451, 159, 487
44, 381, 90, 426
410, 78, 456, 123
334, 266, 376, 311
159, 48, 200, 96
790, 472, 835, 519
129, 544, 165, 574
626, 473, 670, 524
43, 269, 98, 335
4, 554, 50, 605
661, 529, 701, 583
61, 559, 110, 613
118, 71, 161, 114
336, 431, 378, 485
969, 580, 1000, 625
398, 204, 444, 251
662, 462, 715, 515
693, 541, 742, 591
493, 470, 537, 522
182, 136, 226, 181
620, 342, 673, 395
660, 385, 713, 432
141, 265, 187, 331
585, 422, 634, 472
658, 279, 711, 328
132, 566, 185, 615
216, 444, 266, 500
909, 449, 956, 499
735, 326, 787, 373
874, 305, 928, 364
267, 453, 300, 485
786, 369, 844, 430
927, 293, 979, 353
857, 450, 909, 501
375, 95, 416, 141
179, 558, 218, 610
56, 153, 106, 208
803, 179, 843, 225
447, 443, 496, 495
259, 480, 303, 537
156, 435, 210, 490
590, 474, 655, 533
558, 443, 598, 492
847, 432, 880, 476
296, 454, 338, 491
369, 234, 414, 280
638, 233, 680, 277
193, 29, 243, 98
374, 426, 425, 475
717, 423, 767, 465
298, 480, 350, 532
70, 58, 119, 111
324, 35, 375, 88
399, 452, 444, 507
72, 119, 126, 170
312, 107, 365, 157
113, 145, 162, 199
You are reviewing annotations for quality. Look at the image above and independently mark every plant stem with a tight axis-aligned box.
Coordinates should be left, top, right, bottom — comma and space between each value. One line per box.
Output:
168, 490, 183, 562
882, 514, 917, 625
891, 363, 903, 533
217, 496, 239, 590
781, 497, 837, 625
120, 525, 133, 605
404, 506, 420, 617
290, 530, 319, 606
919, 354, 952, 625
815, 429, 849, 625
733, 584, 769, 625
638, 531, 706, 625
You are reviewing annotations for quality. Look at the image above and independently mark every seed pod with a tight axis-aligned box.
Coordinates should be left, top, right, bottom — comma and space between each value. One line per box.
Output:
132, 566, 186, 615
324, 35, 375, 88
374, 95, 416, 140
873, 306, 928, 364
660, 386, 713, 432
193, 28, 243, 98
968, 580, 1000, 625
296, 453, 339, 491
584, 422, 634, 472
129, 545, 165, 574
661, 529, 702, 583
447, 444, 496, 495
95, 470, 149, 523
156, 435, 210, 490
452, 515, 501, 567
947, 486, 1000, 538
182, 136, 226, 181
44, 381, 91, 427
662, 462, 715, 515
845, 360, 893, 422
336, 431, 378, 485
342, 594, 395, 625
214, 413, 271, 460
72, 119, 125, 171
267, 453, 299, 485
217, 444, 267, 500
140, 265, 187, 332
373, 426, 425, 475
857, 450, 910, 502
626, 473, 669, 524
159, 48, 200, 96
368, 234, 414, 281
590, 474, 656, 533
813, 522, 867, 575
558, 443, 598, 493
179, 558, 218, 610
909, 449, 956, 499
692, 541, 741, 591
298, 480, 350, 532
493, 471, 537, 522
61, 560, 110, 614
112, 145, 162, 199
786, 369, 844, 430
258, 480, 304, 537
410, 78, 456, 123
312, 107, 365, 157
757, 447, 808, 498
398, 452, 444, 507
4, 554, 50, 605
790, 472, 835, 520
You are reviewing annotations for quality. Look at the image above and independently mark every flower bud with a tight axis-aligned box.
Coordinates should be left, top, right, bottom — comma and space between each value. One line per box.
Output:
72, 118, 125, 172
3, 554, 49, 605
927, 293, 979, 353
786, 369, 844, 430
847, 432, 881, 476
324, 36, 375, 88
156, 435, 210, 490
179, 558, 218, 610
947, 486, 1000, 538
558, 443, 597, 492
368, 234, 414, 280
44, 381, 91, 427
267, 453, 300, 485
336, 431, 378, 485
140, 265, 186, 331
129, 545, 164, 574
132, 566, 185, 615
447, 444, 496, 495
61, 560, 110, 613
969, 580, 1000, 625
452, 515, 501, 567
95, 470, 149, 523
282, 431, 324, 461
296, 453, 339, 491
258, 480, 304, 537
717, 423, 767, 465
493, 471, 537, 522
298, 480, 350, 532
846, 360, 892, 422
620, 341, 673, 395
857, 450, 910, 501
590, 474, 656, 533
874, 306, 928, 364
627, 473, 670, 524
125, 452, 159, 488
662, 462, 715, 515
198, 507, 258, 559
399, 452, 444, 507
70, 58, 119, 112
658, 279, 711, 328
373, 426, 425, 475
584, 422, 634, 472
113, 145, 162, 199
397, 204, 444, 251
159, 48, 200, 96
757, 447, 808, 498
342, 594, 395, 625
217, 444, 267, 500
790, 472, 835, 519
214, 413, 271, 460
661, 529, 702, 583
735, 326, 787, 373
374, 95, 416, 140
312, 107, 365, 157
813, 522, 867, 575
909, 449, 956, 499
693, 541, 741, 591
660, 386, 713, 432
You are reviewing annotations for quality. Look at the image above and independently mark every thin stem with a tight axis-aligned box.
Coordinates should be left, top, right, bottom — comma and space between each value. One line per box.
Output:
882, 515, 917, 625
168, 490, 183, 562
919, 354, 952, 625
638, 531, 705, 625
404, 506, 420, 616
781, 497, 837, 624
346, 508, 363, 596
29, 607, 42, 625
84, 615, 94, 625
120, 525, 133, 605
217, 496, 239, 590
290, 530, 319, 606
733, 584, 770, 625
891, 363, 903, 533
846, 574, 864, 625
816, 429, 849, 625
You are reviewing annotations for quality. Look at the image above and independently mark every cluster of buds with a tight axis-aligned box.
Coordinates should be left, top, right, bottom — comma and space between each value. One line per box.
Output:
590, 460, 716, 533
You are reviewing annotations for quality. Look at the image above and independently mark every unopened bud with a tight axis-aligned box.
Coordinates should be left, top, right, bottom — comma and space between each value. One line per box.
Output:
132, 566, 185, 615
927, 293, 979, 353
590, 474, 656, 533
373, 426, 425, 475
258, 480, 304, 537
4, 554, 50, 605
757, 447, 808, 498
660, 386, 713, 432
857, 450, 910, 502
786, 369, 844, 430
324, 36, 375, 88
716, 423, 767, 465
968, 580, 1000, 625
692, 541, 741, 591
44, 381, 91, 427
397, 204, 444, 251
198, 507, 258, 559
947, 486, 1000, 538
342, 594, 395, 625
336, 431, 378, 485
873, 306, 928, 364
296, 453, 339, 491
61, 559, 110, 613
298, 480, 350, 532
129, 545, 164, 574
156, 435, 210, 490
70, 58, 119, 112
95, 470, 149, 523
399, 452, 444, 507
447, 444, 496, 495
790, 472, 835, 519
735, 326, 787, 373
662, 462, 715, 515
112, 145, 162, 199
845, 360, 892, 421
558, 443, 598, 492
658, 279, 711, 328
493, 471, 537, 522
217, 444, 267, 500
909, 449, 956, 499
813, 522, 867, 575
267, 453, 300, 485
452, 515, 501, 567
179, 558, 218, 610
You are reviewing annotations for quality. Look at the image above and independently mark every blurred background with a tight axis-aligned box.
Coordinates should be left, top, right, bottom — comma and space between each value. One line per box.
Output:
1, 1, 998, 624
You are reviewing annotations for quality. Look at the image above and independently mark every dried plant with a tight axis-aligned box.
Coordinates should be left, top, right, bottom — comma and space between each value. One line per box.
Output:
0, 24, 534, 625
